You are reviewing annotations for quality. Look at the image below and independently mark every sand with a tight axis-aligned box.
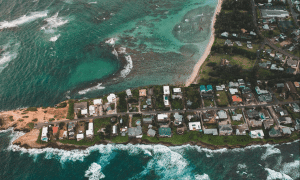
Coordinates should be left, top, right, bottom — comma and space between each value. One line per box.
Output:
185, 0, 223, 87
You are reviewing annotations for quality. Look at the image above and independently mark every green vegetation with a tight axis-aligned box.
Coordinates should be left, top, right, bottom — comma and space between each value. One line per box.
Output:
117, 92, 127, 112
18, 119, 24, 122
216, 91, 229, 106
203, 99, 214, 107
111, 135, 129, 143
22, 116, 29, 118
27, 122, 34, 129
170, 98, 184, 110
285, 105, 300, 120
9, 116, 14, 121
57, 102, 67, 108
231, 120, 244, 126
32, 118, 38, 122
94, 118, 111, 135
26, 107, 38, 111
66, 100, 74, 120
184, 86, 201, 109
203, 123, 218, 129
49, 118, 55, 122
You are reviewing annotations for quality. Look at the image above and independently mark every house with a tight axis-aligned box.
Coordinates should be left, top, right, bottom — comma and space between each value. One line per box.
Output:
294, 82, 300, 88
238, 79, 245, 87
250, 130, 264, 139
232, 95, 243, 104
216, 86, 224, 91
68, 122, 76, 131
278, 117, 292, 124
139, 89, 147, 97
274, 106, 288, 116
128, 126, 143, 138
217, 110, 227, 120
52, 126, 58, 136
228, 82, 239, 88
276, 83, 285, 88
147, 129, 156, 137
292, 103, 300, 113
242, 87, 252, 94
243, 93, 255, 103
260, 8, 289, 18
202, 93, 214, 100
255, 86, 269, 95
174, 113, 183, 125
295, 119, 300, 130
292, 29, 300, 36
89, 105, 95, 116
200, 85, 206, 92
59, 130, 68, 140
263, 24, 270, 30
229, 88, 239, 95
236, 128, 247, 135
41, 126, 48, 142
159, 127, 172, 137
202, 111, 215, 121
189, 122, 201, 131
221, 32, 229, 37
232, 33, 238, 37
172, 88, 182, 99
126, 89, 132, 97
225, 39, 233, 46
221, 59, 230, 66
258, 93, 273, 102
281, 127, 292, 135
86, 120, 94, 138
235, 41, 242, 46
74, 102, 88, 114
286, 59, 298, 68
76, 134, 84, 141
157, 114, 168, 122
146, 98, 152, 107
206, 85, 213, 92
263, 120, 273, 129
163, 86, 170, 95
93, 99, 103, 105
269, 127, 282, 137
232, 114, 243, 121
81, 109, 88, 116
163, 95, 169, 106
204, 129, 218, 135
266, 49, 272, 54
219, 124, 233, 135
246, 109, 260, 120
250, 31, 257, 36
143, 116, 153, 123
112, 125, 118, 135
247, 43, 253, 49
107, 93, 116, 103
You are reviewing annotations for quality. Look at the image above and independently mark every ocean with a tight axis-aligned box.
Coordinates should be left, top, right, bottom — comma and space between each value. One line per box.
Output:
0, 0, 217, 111
0, 129, 299, 179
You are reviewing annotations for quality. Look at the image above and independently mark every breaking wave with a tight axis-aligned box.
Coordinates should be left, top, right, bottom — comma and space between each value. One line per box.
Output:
41, 12, 68, 33
120, 55, 133, 78
84, 163, 105, 180
78, 83, 105, 95
261, 146, 281, 160
49, 34, 61, 42
0, 11, 48, 29
265, 168, 293, 180
0, 41, 20, 72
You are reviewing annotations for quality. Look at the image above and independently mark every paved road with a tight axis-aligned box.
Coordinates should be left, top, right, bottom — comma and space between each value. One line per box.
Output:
251, 0, 300, 60
35, 100, 300, 129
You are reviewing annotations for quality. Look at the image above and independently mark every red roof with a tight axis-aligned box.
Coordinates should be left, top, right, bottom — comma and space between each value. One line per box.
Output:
53, 127, 59, 134
232, 95, 242, 102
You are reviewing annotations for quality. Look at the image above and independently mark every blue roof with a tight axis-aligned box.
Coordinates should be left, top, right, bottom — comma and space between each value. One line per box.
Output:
159, 127, 171, 136
200, 85, 206, 91
207, 85, 213, 91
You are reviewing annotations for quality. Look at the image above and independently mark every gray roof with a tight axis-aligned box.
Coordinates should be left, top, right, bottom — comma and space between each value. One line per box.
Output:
204, 129, 218, 135
147, 129, 156, 136
174, 113, 183, 122
246, 109, 260, 119
74, 102, 88, 111
128, 126, 143, 137
219, 124, 233, 132
282, 127, 292, 134
269, 128, 281, 137
276, 83, 284, 88
218, 110, 227, 119
143, 117, 153, 123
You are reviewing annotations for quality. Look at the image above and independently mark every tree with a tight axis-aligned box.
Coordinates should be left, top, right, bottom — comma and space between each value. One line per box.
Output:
59, 122, 65, 129
105, 124, 112, 137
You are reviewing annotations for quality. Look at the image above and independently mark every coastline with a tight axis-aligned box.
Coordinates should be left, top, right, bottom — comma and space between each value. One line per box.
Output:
185, 0, 223, 87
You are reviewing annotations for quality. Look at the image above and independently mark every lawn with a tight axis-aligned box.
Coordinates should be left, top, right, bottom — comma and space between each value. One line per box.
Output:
203, 123, 218, 129
203, 99, 214, 107
231, 120, 244, 126
170, 98, 184, 110
291, 49, 300, 57
216, 91, 229, 106
94, 118, 111, 134
111, 135, 129, 143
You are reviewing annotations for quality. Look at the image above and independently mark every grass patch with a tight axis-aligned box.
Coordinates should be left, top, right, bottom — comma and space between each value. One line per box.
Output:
203, 99, 214, 107
216, 91, 229, 106
66, 100, 74, 120
18, 119, 24, 122
9, 116, 14, 121
111, 135, 129, 143
94, 118, 111, 134
26, 107, 38, 111
27, 123, 34, 129
231, 120, 244, 126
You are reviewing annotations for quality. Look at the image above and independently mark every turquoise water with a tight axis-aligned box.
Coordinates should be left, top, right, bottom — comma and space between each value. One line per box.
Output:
0, 0, 217, 110
0, 129, 299, 179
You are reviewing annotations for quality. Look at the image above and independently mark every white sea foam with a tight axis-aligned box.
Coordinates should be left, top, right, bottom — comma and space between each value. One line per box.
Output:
49, 34, 61, 42
195, 174, 210, 180
0, 127, 14, 134
0, 42, 20, 72
118, 47, 126, 54
85, 163, 105, 180
41, 12, 68, 33
105, 38, 118, 46
88, 1, 97, 4
281, 160, 300, 179
78, 83, 105, 95
120, 55, 133, 78
112, 48, 118, 59
237, 163, 247, 169
265, 168, 293, 180
0, 11, 48, 29
261, 146, 281, 160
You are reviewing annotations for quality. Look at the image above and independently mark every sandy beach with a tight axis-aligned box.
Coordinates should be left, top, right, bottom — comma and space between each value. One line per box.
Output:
185, 0, 223, 87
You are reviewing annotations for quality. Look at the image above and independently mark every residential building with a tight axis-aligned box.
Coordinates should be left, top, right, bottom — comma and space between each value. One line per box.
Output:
263, 24, 270, 30
163, 86, 170, 95
260, 8, 289, 18
281, 127, 292, 135
232, 95, 243, 104
159, 127, 172, 137
41, 126, 48, 142
76, 134, 84, 141
255, 86, 269, 95
74, 102, 88, 115
93, 99, 103, 105
86, 120, 94, 138
200, 85, 206, 92
189, 122, 201, 131
295, 119, 300, 130
246, 109, 260, 120
139, 89, 147, 97
126, 89, 132, 97
250, 130, 264, 139
163, 95, 169, 106
235, 41, 242, 46
229, 88, 239, 95
207, 85, 213, 92
52, 126, 58, 136
294, 82, 299, 88
292, 103, 300, 113
157, 114, 168, 122
269, 127, 282, 137
236, 128, 247, 135
143, 116, 153, 123
112, 125, 118, 135
238, 79, 245, 87
174, 113, 183, 125
107, 93, 116, 103
203, 129, 218, 135
250, 31, 257, 36
147, 129, 156, 137
89, 105, 95, 116
286, 59, 298, 68
128, 126, 143, 138
276, 83, 285, 88
221, 32, 229, 37
232, 114, 243, 121
202, 111, 215, 122
278, 117, 292, 124
228, 82, 239, 88
219, 124, 233, 135
225, 39, 233, 46
217, 110, 228, 120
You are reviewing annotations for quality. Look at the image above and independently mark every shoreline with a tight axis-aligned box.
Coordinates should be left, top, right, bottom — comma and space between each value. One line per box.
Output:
185, 0, 223, 87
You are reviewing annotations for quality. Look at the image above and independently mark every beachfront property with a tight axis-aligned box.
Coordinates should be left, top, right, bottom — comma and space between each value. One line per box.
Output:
189, 122, 201, 131
86, 120, 94, 138
107, 93, 116, 103
172, 88, 182, 99
163, 86, 170, 95
250, 130, 264, 139
219, 124, 233, 136
128, 126, 143, 138
126, 89, 132, 98
74, 102, 88, 118
203, 129, 218, 135
147, 129, 156, 137
41, 126, 48, 142
236, 127, 247, 136
260, 8, 289, 18
174, 112, 183, 125
139, 89, 147, 97
163, 86, 170, 106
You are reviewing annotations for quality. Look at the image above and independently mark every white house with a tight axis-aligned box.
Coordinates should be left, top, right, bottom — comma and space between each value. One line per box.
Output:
126, 89, 132, 97
81, 109, 88, 115
250, 130, 264, 139
76, 134, 84, 141
89, 105, 95, 116
221, 32, 229, 37
158, 114, 168, 121
163, 95, 169, 106
41, 126, 48, 142
189, 122, 201, 131
107, 93, 116, 103
86, 122, 94, 138
93, 99, 103, 105
173, 88, 181, 93
229, 88, 238, 95
163, 86, 170, 95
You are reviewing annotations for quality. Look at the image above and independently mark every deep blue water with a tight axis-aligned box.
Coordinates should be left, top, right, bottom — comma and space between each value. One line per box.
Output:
0, 129, 299, 180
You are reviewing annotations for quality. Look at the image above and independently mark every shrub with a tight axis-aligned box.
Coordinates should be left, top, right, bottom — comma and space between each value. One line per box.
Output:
18, 119, 24, 122
66, 100, 75, 119
49, 118, 55, 122
27, 123, 34, 129
32, 118, 38, 122
9, 116, 14, 121
26, 107, 38, 111
22, 116, 29, 118
57, 102, 67, 108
